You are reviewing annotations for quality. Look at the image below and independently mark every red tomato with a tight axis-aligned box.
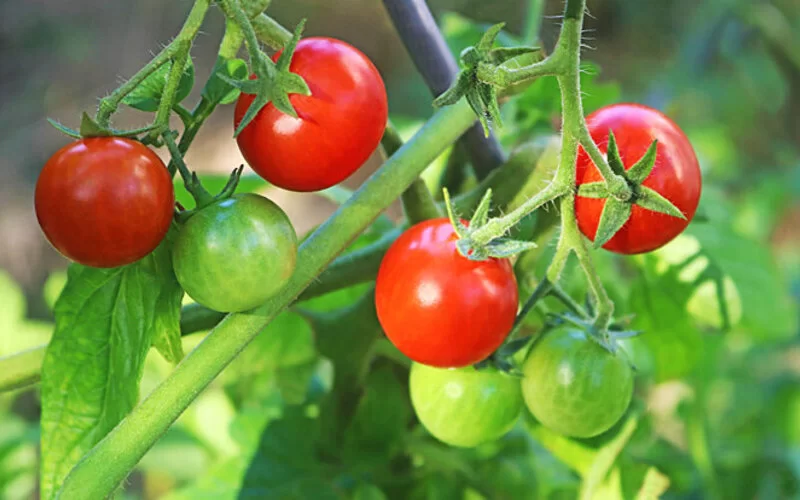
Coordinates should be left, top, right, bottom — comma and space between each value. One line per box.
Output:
234, 37, 388, 192
575, 103, 702, 254
375, 218, 519, 368
35, 137, 174, 268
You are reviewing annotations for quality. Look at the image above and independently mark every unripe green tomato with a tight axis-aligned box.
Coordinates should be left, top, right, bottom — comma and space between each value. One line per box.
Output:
521, 327, 633, 438
172, 193, 297, 313
409, 363, 523, 448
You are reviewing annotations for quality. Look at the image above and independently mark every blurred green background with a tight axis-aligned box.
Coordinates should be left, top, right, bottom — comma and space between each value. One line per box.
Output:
1, 0, 799, 498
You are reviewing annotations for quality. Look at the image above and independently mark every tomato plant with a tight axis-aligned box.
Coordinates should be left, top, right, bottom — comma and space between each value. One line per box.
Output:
234, 37, 388, 192
409, 363, 523, 447
375, 218, 518, 368
172, 193, 297, 313
575, 103, 702, 254
34, 137, 174, 268
521, 327, 634, 438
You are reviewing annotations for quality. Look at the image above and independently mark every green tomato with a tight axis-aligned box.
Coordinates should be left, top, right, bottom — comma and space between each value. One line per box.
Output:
409, 363, 523, 448
173, 193, 297, 313
521, 327, 633, 438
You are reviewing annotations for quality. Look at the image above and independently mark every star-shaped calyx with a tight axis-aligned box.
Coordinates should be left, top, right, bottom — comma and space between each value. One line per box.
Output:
579, 132, 686, 248
225, 20, 311, 137
433, 23, 541, 136
443, 188, 537, 261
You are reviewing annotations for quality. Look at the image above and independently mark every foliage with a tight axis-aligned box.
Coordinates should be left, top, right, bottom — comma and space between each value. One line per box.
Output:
0, 1, 798, 499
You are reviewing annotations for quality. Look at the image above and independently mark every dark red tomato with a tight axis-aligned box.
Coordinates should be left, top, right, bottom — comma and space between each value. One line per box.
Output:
35, 137, 174, 268
234, 37, 388, 192
575, 103, 702, 254
375, 218, 519, 368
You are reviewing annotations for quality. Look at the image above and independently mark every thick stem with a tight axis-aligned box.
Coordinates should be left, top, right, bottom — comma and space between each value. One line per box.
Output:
252, 12, 293, 49
150, 42, 191, 138
219, 19, 245, 59
57, 101, 477, 499
0, 347, 46, 392
96, 0, 211, 125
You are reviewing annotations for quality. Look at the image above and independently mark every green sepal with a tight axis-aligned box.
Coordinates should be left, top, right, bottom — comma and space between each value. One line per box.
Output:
442, 188, 468, 238
484, 237, 537, 258
605, 131, 627, 177
478, 81, 502, 129
476, 22, 505, 53
47, 119, 82, 139
577, 181, 610, 198
626, 139, 659, 184
232, 20, 309, 137
469, 188, 493, 228
80, 112, 114, 137
488, 46, 541, 65
593, 196, 632, 248
635, 186, 686, 218
432, 71, 471, 108
465, 86, 490, 136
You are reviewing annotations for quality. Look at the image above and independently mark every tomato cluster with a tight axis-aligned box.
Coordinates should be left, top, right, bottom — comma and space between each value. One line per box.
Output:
35, 28, 696, 449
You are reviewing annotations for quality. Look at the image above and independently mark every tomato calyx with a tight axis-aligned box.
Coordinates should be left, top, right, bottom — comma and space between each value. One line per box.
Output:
227, 20, 310, 137
48, 112, 159, 141
175, 165, 246, 223
578, 130, 687, 248
443, 188, 537, 261
433, 23, 542, 136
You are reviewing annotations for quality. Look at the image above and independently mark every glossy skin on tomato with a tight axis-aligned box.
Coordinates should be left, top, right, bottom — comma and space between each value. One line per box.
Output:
375, 218, 519, 368
234, 37, 388, 192
35, 137, 174, 268
410, 363, 523, 447
575, 103, 702, 254
172, 194, 297, 313
521, 327, 634, 438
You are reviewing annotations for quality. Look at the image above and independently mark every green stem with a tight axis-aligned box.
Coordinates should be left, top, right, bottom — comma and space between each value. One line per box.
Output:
57, 101, 477, 499
523, 0, 545, 44
96, 0, 211, 126
509, 277, 553, 337
253, 12, 293, 49
222, 0, 266, 72
150, 42, 191, 139
0, 347, 46, 392
382, 122, 441, 223
219, 19, 245, 59
163, 132, 214, 207
550, 283, 590, 319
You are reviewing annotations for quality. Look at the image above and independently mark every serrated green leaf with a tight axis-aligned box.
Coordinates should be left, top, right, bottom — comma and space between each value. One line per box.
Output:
122, 58, 195, 112
148, 228, 184, 364
626, 140, 659, 184
201, 56, 248, 106
577, 182, 610, 199
593, 197, 631, 248
636, 186, 686, 219
40, 241, 177, 498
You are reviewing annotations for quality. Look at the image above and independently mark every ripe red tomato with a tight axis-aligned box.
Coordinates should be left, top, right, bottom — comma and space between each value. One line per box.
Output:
234, 37, 388, 192
35, 137, 174, 268
375, 218, 519, 368
575, 103, 702, 254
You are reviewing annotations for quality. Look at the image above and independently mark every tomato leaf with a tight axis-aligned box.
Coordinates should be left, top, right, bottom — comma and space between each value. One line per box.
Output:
688, 223, 798, 341
122, 57, 195, 112
593, 197, 632, 248
201, 56, 248, 106
579, 415, 638, 499
343, 366, 411, 462
635, 467, 670, 499
39, 240, 177, 498
148, 228, 184, 363
635, 186, 686, 219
